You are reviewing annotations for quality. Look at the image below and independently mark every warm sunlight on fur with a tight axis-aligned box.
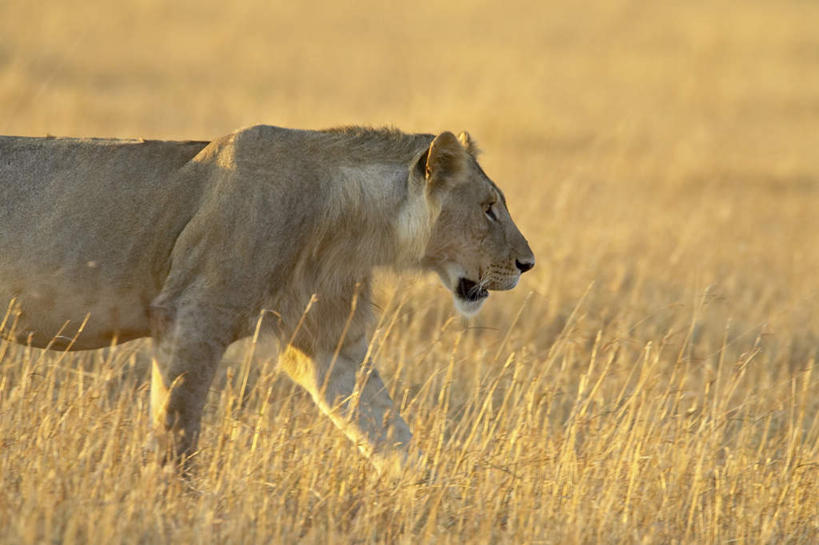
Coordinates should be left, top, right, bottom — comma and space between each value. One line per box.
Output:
0, 125, 533, 474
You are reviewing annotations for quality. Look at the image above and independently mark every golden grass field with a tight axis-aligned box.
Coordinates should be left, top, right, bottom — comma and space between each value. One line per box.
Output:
1, 0, 818, 543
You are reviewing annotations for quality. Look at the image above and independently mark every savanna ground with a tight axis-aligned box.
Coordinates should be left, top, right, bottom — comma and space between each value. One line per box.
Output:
1, 1, 818, 543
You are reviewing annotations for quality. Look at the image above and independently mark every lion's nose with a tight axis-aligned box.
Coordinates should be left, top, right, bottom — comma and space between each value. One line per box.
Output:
515, 258, 534, 273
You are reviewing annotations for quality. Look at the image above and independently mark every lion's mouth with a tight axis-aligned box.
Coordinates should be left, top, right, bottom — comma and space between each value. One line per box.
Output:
456, 278, 489, 302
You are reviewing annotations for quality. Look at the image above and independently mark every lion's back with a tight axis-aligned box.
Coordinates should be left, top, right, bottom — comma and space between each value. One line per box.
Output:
0, 136, 209, 258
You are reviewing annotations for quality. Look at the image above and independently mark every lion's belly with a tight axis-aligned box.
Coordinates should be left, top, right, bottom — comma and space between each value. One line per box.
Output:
0, 269, 153, 350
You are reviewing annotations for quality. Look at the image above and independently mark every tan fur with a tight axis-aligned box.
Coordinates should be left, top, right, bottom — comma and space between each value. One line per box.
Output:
0, 125, 534, 473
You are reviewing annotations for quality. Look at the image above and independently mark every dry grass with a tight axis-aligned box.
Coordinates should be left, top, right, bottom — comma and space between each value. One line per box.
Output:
1, 1, 818, 543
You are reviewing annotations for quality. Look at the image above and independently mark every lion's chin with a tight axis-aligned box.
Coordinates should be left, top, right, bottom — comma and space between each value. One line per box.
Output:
452, 277, 489, 317
453, 294, 488, 317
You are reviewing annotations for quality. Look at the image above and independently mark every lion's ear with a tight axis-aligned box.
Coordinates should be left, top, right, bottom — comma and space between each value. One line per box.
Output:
425, 131, 466, 186
457, 131, 480, 156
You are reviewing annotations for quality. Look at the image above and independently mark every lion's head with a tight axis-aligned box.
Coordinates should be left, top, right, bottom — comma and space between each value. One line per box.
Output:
416, 131, 535, 316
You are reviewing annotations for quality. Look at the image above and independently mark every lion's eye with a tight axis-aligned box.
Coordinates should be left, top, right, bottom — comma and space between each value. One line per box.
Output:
485, 204, 498, 222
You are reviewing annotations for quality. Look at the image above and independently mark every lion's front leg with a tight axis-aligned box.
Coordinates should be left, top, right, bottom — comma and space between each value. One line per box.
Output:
149, 301, 234, 467
280, 336, 412, 475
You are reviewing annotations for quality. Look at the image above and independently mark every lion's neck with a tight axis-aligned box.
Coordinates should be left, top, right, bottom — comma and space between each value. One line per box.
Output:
315, 160, 430, 270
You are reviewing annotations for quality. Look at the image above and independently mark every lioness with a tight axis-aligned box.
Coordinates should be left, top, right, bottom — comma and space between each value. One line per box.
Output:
0, 125, 534, 473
